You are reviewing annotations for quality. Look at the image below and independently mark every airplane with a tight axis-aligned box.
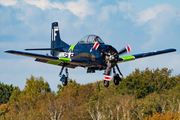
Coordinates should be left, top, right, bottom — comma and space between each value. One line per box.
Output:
5, 22, 176, 87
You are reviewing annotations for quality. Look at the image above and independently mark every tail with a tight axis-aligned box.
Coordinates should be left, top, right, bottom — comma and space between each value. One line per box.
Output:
51, 22, 69, 56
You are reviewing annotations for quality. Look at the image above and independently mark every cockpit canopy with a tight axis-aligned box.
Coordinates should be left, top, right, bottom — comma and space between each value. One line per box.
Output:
78, 35, 104, 44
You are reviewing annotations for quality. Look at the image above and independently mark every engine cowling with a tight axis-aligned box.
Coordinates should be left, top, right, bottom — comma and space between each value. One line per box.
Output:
102, 46, 119, 67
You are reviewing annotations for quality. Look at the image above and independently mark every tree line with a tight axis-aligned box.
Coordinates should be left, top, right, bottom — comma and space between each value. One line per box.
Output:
0, 67, 180, 119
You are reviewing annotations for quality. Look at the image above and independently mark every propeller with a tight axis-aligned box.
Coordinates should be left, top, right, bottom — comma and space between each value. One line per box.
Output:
118, 45, 131, 55
115, 45, 131, 76
102, 45, 131, 85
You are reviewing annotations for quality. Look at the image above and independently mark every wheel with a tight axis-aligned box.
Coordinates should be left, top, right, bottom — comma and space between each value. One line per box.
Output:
113, 74, 121, 85
104, 80, 109, 87
62, 77, 68, 86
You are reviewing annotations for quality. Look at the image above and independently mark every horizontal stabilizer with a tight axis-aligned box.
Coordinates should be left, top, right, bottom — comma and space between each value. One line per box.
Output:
25, 48, 64, 51
25, 48, 53, 51
5, 50, 59, 61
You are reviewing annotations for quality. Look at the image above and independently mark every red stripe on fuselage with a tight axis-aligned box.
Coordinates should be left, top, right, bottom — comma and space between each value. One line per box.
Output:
93, 42, 99, 50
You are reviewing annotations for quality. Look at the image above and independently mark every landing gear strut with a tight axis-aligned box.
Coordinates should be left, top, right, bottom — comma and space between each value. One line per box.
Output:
103, 61, 111, 87
59, 65, 68, 86
113, 67, 121, 85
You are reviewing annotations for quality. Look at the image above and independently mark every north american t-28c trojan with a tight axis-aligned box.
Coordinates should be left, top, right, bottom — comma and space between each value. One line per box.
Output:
5, 22, 176, 87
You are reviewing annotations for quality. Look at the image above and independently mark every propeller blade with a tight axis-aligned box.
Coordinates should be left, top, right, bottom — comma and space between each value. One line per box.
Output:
118, 45, 131, 55
115, 64, 123, 77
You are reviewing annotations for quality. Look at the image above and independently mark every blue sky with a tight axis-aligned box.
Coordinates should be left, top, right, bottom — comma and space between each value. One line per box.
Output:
0, 0, 180, 92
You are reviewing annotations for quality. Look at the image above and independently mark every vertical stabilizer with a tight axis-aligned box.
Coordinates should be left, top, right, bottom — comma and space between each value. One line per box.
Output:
51, 22, 69, 56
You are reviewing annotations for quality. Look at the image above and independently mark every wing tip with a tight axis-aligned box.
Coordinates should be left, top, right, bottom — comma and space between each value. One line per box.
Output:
168, 48, 176, 52
173, 48, 176, 52
4, 50, 15, 53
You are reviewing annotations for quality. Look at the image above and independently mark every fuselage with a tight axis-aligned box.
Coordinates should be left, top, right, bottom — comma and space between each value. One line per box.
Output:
51, 35, 119, 71
55, 43, 117, 70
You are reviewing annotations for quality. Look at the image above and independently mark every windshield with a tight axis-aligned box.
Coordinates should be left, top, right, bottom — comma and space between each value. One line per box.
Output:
78, 35, 104, 44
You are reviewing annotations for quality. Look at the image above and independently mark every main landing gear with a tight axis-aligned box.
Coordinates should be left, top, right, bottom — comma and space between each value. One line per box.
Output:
59, 65, 68, 86
113, 67, 122, 85
103, 67, 122, 87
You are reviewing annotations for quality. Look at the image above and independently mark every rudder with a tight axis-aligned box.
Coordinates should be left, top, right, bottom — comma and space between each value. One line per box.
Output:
51, 22, 69, 56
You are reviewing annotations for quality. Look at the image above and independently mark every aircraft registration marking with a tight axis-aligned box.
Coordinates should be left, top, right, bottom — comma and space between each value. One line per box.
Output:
52, 28, 59, 41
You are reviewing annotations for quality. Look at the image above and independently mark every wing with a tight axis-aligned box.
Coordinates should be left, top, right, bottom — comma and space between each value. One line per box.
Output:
118, 48, 176, 63
5, 50, 89, 68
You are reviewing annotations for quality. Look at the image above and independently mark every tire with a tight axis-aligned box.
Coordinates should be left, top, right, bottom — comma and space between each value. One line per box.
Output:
104, 80, 109, 87
62, 77, 68, 86
113, 74, 121, 85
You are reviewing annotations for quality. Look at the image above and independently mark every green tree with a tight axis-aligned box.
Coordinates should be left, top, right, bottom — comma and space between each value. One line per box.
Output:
4, 76, 52, 120
0, 103, 10, 120
8, 87, 21, 104
0, 82, 14, 104
23, 75, 51, 96
117, 68, 178, 98
57, 79, 94, 119
1, 68, 179, 120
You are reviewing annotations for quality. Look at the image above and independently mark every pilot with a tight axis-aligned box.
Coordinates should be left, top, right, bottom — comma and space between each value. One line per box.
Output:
93, 37, 97, 43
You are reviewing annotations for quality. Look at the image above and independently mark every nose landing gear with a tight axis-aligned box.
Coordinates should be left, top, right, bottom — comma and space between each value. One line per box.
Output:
103, 67, 122, 87
104, 80, 109, 87
103, 61, 112, 87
